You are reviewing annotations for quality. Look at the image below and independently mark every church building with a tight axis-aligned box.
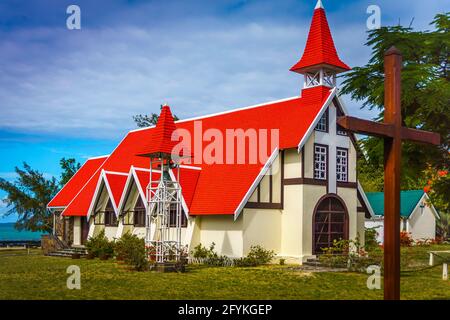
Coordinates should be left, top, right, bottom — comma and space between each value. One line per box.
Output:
48, 0, 373, 264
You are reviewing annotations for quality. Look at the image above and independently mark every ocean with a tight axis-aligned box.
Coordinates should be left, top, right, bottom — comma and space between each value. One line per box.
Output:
0, 223, 46, 241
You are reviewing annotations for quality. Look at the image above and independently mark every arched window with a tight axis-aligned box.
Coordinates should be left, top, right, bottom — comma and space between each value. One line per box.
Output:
313, 195, 348, 254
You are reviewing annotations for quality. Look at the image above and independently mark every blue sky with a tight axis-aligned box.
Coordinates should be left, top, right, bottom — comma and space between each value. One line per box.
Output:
0, 0, 448, 222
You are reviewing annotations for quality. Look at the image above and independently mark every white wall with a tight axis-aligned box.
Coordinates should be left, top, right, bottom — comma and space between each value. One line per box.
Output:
408, 203, 436, 240
365, 219, 384, 243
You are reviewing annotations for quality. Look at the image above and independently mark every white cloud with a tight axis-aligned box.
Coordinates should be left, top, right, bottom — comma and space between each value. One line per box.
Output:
0, 0, 446, 139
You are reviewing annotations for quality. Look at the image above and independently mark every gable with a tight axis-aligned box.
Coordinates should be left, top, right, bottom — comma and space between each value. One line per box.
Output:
47, 155, 108, 209
366, 190, 425, 218
59, 86, 333, 217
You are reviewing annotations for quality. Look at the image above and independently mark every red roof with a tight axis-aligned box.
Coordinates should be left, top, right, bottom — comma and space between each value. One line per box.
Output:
290, 1, 350, 73
134, 168, 161, 195
55, 86, 332, 217
47, 156, 108, 208
104, 172, 128, 209
137, 105, 190, 158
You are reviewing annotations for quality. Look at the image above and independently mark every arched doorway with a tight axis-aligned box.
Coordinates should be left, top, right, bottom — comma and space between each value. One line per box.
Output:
313, 195, 349, 254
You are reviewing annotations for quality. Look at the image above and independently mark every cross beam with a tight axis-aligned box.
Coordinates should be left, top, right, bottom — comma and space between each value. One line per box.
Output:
336, 46, 440, 300
337, 116, 440, 145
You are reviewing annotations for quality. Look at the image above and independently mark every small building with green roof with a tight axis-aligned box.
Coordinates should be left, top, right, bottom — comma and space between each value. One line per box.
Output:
365, 190, 439, 243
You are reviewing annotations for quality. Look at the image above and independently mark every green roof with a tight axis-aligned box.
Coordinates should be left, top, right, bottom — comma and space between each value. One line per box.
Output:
366, 190, 425, 218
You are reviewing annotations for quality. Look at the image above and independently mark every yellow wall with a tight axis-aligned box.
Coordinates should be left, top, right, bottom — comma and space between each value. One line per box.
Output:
242, 208, 281, 255
193, 215, 244, 257
284, 148, 301, 178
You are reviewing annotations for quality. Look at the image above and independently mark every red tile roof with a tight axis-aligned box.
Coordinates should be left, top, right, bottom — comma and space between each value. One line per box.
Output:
137, 105, 191, 158
290, 3, 350, 73
56, 86, 333, 217
104, 172, 128, 209
47, 156, 108, 208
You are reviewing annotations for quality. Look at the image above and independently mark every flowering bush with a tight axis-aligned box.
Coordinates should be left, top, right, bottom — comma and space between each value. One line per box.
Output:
400, 231, 413, 247
423, 165, 449, 240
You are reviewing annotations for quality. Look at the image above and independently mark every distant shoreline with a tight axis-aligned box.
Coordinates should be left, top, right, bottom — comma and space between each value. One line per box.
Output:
0, 222, 47, 242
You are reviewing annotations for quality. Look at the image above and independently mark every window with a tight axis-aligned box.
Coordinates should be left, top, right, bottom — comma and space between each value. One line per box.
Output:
105, 211, 117, 226
94, 199, 116, 225
134, 197, 146, 227
336, 107, 347, 136
314, 144, 327, 180
314, 196, 348, 254
94, 211, 104, 225
315, 109, 328, 132
336, 148, 348, 182
169, 204, 187, 227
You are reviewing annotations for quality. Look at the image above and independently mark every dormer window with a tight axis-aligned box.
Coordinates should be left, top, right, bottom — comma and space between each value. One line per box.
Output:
315, 109, 328, 132
95, 199, 117, 226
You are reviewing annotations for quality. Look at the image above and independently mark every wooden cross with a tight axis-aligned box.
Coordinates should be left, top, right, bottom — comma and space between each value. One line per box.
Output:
337, 46, 441, 300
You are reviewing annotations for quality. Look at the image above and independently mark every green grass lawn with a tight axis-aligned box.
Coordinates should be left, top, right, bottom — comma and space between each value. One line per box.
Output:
0, 245, 449, 300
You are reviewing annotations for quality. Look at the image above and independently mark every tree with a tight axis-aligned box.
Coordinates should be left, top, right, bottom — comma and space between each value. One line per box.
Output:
0, 158, 81, 233
59, 158, 81, 186
341, 13, 449, 193
133, 105, 179, 128
423, 167, 449, 239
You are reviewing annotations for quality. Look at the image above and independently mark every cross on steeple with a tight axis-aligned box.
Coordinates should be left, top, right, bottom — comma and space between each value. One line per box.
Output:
337, 47, 440, 300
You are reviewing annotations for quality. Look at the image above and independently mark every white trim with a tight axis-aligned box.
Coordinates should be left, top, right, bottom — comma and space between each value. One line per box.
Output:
86, 170, 107, 220
61, 160, 108, 217
357, 181, 375, 218
103, 170, 129, 176
116, 167, 136, 214
297, 87, 336, 151
116, 166, 149, 213
47, 206, 67, 210
48, 156, 108, 209
133, 167, 162, 173
102, 172, 120, 215
61, 129, 138, 216
315, 0, 324, 10
409, 193, 440, 221
233, 147, 280, 220
132, 168, 149, 211
168, 169, 190, 218
179, 165, 202, 171
87, 154, 110, 160
128, 97, 299, 134
335, 89, 349, 115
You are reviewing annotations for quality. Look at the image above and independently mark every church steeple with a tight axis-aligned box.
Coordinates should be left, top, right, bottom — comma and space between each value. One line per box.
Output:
290, 0, 350, 89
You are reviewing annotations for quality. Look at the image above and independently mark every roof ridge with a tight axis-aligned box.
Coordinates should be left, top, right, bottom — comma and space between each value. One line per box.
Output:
127, 96, 299, 134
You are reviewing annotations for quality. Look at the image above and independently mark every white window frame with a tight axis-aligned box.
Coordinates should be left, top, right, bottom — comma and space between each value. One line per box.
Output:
315, 109, 328, 132
314, 144, 327, 180
336, 147, 348, 182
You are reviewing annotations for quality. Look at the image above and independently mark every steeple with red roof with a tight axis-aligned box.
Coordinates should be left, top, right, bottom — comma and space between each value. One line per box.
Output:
137, 104, 188, 158
290, 0, 350, 90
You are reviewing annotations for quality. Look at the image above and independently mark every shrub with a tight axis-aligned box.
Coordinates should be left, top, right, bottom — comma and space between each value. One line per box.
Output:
191, 243, 233, 266
115, 232, 148, 271
319, 237, 383, 272
279, 258, 286, 266
234, 245, 275, 267
400, 231, 414, 247
365, 227, 380, 251
191, 243, 215, 260
85, 230, 112, 259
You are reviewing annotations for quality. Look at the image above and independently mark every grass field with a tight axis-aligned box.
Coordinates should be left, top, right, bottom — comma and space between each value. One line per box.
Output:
0, 245, 449, 300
